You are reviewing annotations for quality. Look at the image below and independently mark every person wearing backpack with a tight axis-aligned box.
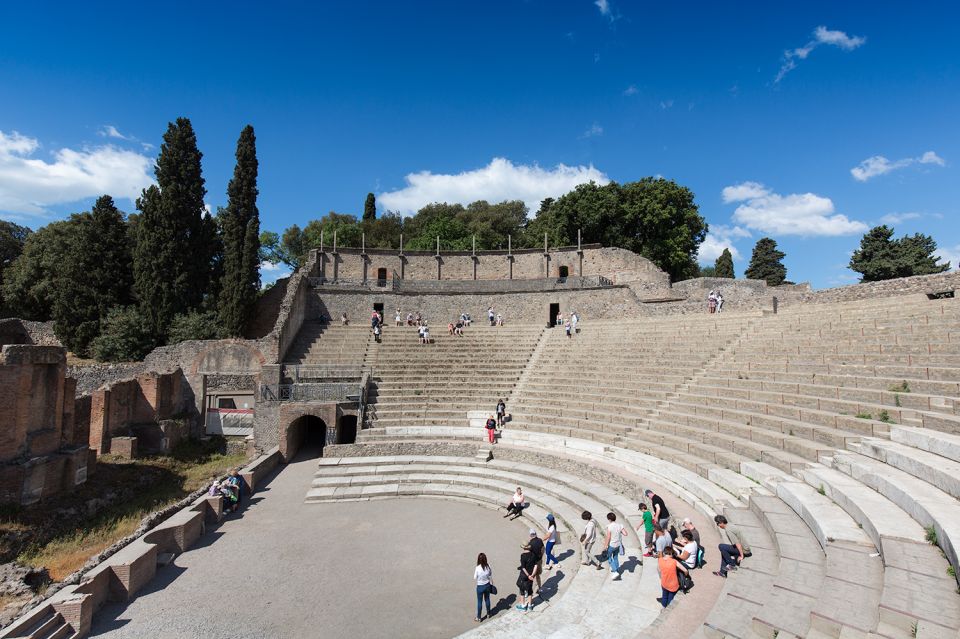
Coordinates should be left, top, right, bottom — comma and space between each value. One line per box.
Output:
484, 416, 497, 444
657, 546, 689, 607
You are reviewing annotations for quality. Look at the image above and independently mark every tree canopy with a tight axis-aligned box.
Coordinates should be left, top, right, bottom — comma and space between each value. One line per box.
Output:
714, 248, 735, 279
363, 193, 376, 221
0, 220, 31, 314
744, 237, 787, 286
849, 225, 950, 282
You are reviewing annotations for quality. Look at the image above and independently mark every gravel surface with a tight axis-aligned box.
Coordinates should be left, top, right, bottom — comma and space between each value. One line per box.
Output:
88, 449, 535, 639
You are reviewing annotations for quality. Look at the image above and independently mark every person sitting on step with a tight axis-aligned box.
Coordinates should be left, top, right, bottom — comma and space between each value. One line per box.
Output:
713, 515, 751, 578
504, 487, 525, 518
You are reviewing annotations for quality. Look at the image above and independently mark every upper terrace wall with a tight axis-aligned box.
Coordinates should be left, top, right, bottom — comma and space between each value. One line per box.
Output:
313, 245, 669, 286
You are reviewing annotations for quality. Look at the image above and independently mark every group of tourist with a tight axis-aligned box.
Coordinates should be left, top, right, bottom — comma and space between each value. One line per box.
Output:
708, 290, 725, 313
207, 469, 243, 513
473, 485, 754, 621
488, 307, 504, 326
484, 399, 508, 444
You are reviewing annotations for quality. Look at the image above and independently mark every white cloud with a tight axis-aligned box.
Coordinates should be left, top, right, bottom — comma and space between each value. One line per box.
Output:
378, 157, 610, 216
850, 150, 946, 181
659, 99, 674, 110
697, 225, 751, 264
580, 122, 604, 138
594, 0, 610, 17
623, 85, 638, 96
775, 25, 866, 83
0, 130, 154, 216
878, 212, 922, 225
933, 245, 959, 271
98, 125, 131, 141
259, 261, 292, 287
722, 181, 868, 236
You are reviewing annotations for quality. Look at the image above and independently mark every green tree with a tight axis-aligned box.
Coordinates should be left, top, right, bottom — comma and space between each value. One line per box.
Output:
714, 248, 735, 278
2, 220, 78, 320
698, 265, 717, 277
168, 309, 220, 343
524, 178, 707, 280
403, 203, 472, 251
218, 125, 261, 337
52, 196, 133, 356
0, 220, 31, 314
363, 192, 377, 221
745, 237, 787, 286
133, 118, 210, 338
849, 225, 950, 282
362, 211, 403, 249
90, 306, 157, 362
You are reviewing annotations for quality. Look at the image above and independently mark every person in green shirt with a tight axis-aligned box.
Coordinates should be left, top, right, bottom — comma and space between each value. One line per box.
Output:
636, 503, 655, 555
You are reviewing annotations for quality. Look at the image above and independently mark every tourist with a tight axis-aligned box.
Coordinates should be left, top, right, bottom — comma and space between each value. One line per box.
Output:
395, 308, 402, 326
406, 312, 414, 326
713, 515, 751, 578
496, 313, 504, 326
581, 511, 602, 569
543, 514, 559, 570
341, 312, 349, 325
505, 487, 524, 518
637, 503, 655, 556
653, 523, 673, 557
422, 324, 430, 343
371, 309, 380, 327
488, 307, 495, 326
485, 415, 497, 445
516, 542, 539, 612
526, 530, 545, 593
373, 323, 381, 343
464, 313, 472, 326
571, 312, 580, 333
474, 552, 493, 622
556, 311, 564, 326
645, 489, 670, 529
496, 398, 506, 427
716, 292, 724, 313
708, 291, 717, 314
448, 322, 455, 336
602, 512, 628, 580
681, 518, 701, 547
455, 319, 464, 336
657, 546, 687, 607
677, 530, 699, 570
564, 319, 572, 338
418, 325, 426, 345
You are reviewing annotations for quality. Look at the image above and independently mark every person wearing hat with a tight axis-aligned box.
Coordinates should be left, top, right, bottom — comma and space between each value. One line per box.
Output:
542, 514, 559, 570
526, 529, 545, 593
515, 542, 539, 612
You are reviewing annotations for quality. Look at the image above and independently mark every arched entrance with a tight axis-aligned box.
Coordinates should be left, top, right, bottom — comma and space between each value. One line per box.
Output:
285, 415, 327, 460
338, 415, 357, 444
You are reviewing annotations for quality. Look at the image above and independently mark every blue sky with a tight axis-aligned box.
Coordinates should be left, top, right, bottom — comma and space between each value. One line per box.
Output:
1, 1, 958, 288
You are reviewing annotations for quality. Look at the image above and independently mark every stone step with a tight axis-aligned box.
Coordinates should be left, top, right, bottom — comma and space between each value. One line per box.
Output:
854, 437, 960, 501
889, 426, 960, 463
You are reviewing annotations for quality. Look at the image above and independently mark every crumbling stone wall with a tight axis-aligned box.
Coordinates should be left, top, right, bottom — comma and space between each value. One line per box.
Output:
0, 319, 60, 347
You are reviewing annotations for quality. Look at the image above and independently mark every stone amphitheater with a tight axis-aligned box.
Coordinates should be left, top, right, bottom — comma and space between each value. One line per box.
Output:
4, 244, 960, 639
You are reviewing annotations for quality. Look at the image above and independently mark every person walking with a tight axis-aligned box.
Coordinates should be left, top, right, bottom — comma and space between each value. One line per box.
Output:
713, 515, 752, 578
571, 312, 579, 334
474, 553, 493, 621
485, 415, 497, 445
516, 543, 539, 612
601, 512, 628, 580
637, 503, 655, 556
564, 319, 572, 338
526, 530, 545, 593
657, 546, 687, 607
496, 399, 506, 427
488, 307, 495, 326
716, 292, 724, 314
645, 489, 671, 529
543, 514, 559, 570
373, 323, 382, 343
395, 308, 402, 326
581, 511, 602, 569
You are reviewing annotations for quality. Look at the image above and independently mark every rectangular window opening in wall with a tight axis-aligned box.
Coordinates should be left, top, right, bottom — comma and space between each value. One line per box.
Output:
927, 290, 955, 299
558, 265, 569, 279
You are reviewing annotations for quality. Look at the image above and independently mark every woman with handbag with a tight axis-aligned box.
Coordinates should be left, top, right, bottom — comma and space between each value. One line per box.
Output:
656, 546, 689, 607
474, 553, 494, 621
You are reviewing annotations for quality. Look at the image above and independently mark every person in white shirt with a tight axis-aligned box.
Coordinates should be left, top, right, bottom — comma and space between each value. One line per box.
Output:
601, 511, 628, 580
581, 511, 602, 569
678, 530, 699, 569
473, 553, 493, 622
504, 487, 524, 518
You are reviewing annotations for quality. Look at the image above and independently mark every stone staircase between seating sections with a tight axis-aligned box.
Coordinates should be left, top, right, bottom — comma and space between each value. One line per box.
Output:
287, 294, 960, 638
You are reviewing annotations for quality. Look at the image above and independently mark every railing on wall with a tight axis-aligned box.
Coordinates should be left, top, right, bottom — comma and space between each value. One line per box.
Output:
283, 364, 369, 383
308, 277, 399, 291
258, 382, 363, 403
392, 275, 617, 294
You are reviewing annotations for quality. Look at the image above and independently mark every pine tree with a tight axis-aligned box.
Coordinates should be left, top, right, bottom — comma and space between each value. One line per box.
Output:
363, 192, 376, 221
52, 196, 132, 356
133, 118, 208, 338
714, 248, 735, 278
850, 225, 950, 282
745, 237, 787, 286
218, 125, 260, 337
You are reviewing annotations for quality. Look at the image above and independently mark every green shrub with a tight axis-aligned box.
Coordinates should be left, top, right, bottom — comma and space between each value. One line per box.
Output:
878, 410, 893, 424
167, 310, 220, 343
91, 306, 157, 362
926, 526, 939, 546
889, 380, 911, 393
856, 412, 872, 420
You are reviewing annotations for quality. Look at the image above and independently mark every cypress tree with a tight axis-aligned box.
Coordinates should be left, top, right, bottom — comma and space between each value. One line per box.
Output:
52, 196, 133, 356
850, 225, 950, 282
218, 125, 260, 337
714, 248, 735, 278
363, 192, 376, 221
133, 118, 208, 337
744, 237, 787, 286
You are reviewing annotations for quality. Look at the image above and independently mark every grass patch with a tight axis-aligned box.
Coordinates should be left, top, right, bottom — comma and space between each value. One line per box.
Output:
856, 412, 872, 420
877, 410, 893, 424
10, 438, 246, 581
949, 565, 956, 578
926, 526, 939, 546
894, 394, 902, 408
889, 380, 911, 393
817, 484, 826, 496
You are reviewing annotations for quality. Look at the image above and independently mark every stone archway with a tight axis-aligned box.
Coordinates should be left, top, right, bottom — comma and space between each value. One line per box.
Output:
283, 414, 328, 461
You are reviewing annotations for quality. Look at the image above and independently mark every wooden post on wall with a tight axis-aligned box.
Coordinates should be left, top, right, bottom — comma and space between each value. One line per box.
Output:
508, 235, 513, 280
